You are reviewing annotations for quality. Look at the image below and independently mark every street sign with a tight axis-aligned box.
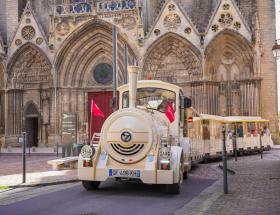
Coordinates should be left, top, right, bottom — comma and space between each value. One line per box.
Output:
18, 136, 24, 144
62, 113, 77, 145
187, 116, 193, 123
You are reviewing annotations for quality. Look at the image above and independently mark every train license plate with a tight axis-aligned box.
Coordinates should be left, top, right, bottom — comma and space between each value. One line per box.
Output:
108, 169, 141, 178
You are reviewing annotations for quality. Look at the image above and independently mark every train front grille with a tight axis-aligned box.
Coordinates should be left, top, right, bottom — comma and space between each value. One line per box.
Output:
111, 143, 144, 156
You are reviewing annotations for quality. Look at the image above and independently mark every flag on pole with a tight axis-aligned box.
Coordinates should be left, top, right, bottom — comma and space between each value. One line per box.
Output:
165, 102, 175, 123
91, 99, 104, 118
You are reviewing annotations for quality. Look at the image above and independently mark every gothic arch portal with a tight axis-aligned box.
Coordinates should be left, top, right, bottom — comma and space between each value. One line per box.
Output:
143, 33, 202, 84
7, 43, 53, 89
205, 30, 260, 116
5, 43, 53, 145
55, 19, 138, 88
205, 30, 254, 81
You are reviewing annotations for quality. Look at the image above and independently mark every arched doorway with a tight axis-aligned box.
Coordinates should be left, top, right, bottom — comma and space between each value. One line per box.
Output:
55, 19, 138, 142
25, 102, 39, 147
6, 43, 53, 145
205, 30, 257, 116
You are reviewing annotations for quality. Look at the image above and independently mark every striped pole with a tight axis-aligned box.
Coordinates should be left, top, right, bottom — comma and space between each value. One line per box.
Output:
112, 25, 118, 111
124, 43, 128, 84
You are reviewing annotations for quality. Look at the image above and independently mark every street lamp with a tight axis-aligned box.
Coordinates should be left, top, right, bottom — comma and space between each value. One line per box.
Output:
272, 39, 280, 59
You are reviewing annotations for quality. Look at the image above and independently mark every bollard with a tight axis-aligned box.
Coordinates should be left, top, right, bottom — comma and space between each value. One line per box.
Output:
260, 133, 263, 159
222, 126, 228, 194
233, 131, 237, 162
56, 139, 59, 158
22, 132, 26, 184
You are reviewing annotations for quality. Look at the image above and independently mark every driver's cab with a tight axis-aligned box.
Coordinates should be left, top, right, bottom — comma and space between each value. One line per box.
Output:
118, 80, 191, 141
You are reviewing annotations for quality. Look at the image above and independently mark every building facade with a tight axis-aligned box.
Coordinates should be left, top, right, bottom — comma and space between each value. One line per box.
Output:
0, 0, 278, 147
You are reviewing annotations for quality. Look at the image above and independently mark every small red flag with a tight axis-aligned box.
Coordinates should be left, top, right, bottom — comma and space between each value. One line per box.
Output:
147, 72, 153, 80
165, 102, 175, 123
91, 99, 104, 118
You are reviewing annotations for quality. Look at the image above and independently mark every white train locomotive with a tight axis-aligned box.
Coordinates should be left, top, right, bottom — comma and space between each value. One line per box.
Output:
78, 66, 273, 194
78, 66, 191, 194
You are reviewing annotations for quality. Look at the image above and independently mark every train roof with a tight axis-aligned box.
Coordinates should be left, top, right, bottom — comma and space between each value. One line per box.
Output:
194, 114, 224, 121
118, 80, 182, 94
223, 116, 269, 123
193, 114, 269, 123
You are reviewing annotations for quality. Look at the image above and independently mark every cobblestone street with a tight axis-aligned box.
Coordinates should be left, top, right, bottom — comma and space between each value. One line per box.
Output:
1, 148, 280, 215
177, 149, 280, 215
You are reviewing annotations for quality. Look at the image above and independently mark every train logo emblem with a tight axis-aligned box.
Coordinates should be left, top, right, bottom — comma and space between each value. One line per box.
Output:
121, 131, 132, 142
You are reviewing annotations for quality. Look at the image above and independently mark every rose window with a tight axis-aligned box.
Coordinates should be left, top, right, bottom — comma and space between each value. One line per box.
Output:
21, 26, 36, 40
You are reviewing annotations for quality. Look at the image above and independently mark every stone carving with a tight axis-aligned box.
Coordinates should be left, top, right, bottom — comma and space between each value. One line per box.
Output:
212, 24, 219, 32
233, 21, 241, 30
56, 22, 70, 36
36, 37, 43, 45
163, 14, 181, 30
143, 37, 201, 83
21, 26, 36, 40
26, 18, 31, 24
218, 13, 233, 27
223, 3, 230, 10
168, 4, 176, 11
221, 51, 235, 65
8, 46, 52, 88
15, 39, 22, 46
184, 27, 191, 34
25, 11, 31, 17
154, 29, 160, 36
114, 15, 136, 30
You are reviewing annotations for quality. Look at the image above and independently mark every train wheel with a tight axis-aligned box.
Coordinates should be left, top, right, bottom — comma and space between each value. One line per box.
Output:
165, 156, 184, 194
82, 181, 100, 190
183, 170, 188, 180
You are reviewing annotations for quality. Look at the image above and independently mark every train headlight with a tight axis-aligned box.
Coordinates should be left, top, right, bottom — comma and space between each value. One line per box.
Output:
80, 145, 95, 159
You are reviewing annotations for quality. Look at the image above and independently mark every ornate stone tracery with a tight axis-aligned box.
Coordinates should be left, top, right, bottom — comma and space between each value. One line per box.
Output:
143, 34, 201, 83
163, 14, 181, 30
8, 45, 52, 89
202, 31, 258, 116
21, 26, 36, 40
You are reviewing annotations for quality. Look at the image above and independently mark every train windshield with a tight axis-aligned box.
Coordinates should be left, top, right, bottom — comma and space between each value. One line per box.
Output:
122, 87, 176, 113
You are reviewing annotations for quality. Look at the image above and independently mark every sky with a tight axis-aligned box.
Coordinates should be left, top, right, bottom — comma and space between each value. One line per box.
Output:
276, 0, 280, 110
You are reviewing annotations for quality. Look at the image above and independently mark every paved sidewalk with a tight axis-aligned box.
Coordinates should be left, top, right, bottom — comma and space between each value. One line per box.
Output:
175, 149, 280, 215
0, 155, 77, 187
0, 146, 62, 155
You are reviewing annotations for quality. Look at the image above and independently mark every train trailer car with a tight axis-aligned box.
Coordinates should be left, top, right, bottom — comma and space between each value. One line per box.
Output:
186, 114, 273, 163
78, 66, 192, 194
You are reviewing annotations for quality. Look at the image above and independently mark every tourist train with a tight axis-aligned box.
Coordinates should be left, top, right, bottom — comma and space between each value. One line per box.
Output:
78, 66, 273, 194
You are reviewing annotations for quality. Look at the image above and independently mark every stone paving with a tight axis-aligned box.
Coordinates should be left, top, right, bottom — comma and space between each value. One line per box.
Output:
175, 149, 280, 215
0, 154, 77, 186
1, 147, 280, 215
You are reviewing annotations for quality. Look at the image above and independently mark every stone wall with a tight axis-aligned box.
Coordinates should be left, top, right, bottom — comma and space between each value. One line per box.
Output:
0, 0, 7, 41
6, 0, 19, 43
257, 0, 278, 139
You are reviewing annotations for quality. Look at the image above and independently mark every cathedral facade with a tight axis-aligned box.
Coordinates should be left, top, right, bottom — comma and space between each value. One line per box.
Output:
0, 0, 278, 147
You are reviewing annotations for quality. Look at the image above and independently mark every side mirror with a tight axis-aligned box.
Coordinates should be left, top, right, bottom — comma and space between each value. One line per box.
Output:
184, 97, 192, 108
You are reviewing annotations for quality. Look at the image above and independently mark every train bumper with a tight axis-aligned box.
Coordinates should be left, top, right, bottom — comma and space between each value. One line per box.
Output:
78, 166, 174, 184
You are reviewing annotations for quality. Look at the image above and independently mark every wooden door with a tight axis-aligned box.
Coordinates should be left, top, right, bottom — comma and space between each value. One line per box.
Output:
88, 91, 114, 140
